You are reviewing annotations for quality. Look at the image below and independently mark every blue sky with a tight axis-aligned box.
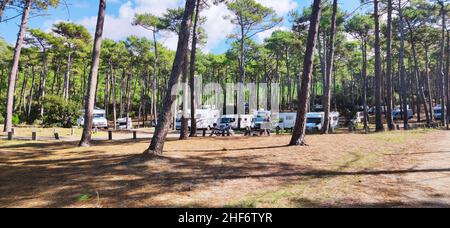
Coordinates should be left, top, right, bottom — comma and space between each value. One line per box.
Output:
0, 0, 363, 54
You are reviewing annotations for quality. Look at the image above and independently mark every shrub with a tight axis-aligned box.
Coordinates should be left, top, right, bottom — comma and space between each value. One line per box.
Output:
42, 95, 81, 128
12, 114, 20, 125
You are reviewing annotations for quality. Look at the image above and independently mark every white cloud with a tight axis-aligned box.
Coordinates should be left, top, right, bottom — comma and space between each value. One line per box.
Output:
256, 26, 289, 42
202, 3, 234, 52
47, 0, 297, 52
255, 0, 298, 16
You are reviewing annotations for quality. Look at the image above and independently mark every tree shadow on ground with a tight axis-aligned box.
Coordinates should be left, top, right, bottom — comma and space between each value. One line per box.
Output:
1, 138, 450, 208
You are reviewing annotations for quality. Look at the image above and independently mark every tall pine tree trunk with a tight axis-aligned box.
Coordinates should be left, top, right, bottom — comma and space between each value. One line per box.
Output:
4, 0, 32, 133
439, 1, 447, 126
180, 52, 189, 140
79, 0, 107, 147
374, 0, 384, 132
399, 0, 409, 129
290, 0, 322, 146
386, 0, 395, 130
322, 0, 337, 134
152, 29, 159, 127
189, 0, 201, 137
144, 0, 196, 157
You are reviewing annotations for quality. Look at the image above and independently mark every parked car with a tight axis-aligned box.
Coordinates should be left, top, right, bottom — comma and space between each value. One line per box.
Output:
77, 107, 108, 129
218, 114, 253, 130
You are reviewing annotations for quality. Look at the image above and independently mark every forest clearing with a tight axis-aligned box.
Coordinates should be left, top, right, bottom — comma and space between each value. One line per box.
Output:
1, 128, 449, 208
2, 0, 450, 211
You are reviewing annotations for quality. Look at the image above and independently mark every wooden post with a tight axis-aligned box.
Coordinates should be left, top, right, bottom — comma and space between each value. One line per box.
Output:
7, 132, 13, 140
108, 130, 113, 140
32, 131, 37, 141
54, 129, 60, 140
203, 129, 206, 137
133, 131, 137, 140
71, 127, 75, 136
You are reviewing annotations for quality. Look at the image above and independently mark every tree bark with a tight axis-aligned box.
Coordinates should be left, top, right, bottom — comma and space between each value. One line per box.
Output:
399, 0, 409, 129
424, 45, 435, 123
152, 29, 159, 127
63, 50, 72, 102
180, 52, 189, 140
439, 1, 447, 126
190, 0, 201, 137
386, 0, 395, 130
27, 66, 36, 123
290, 0, 322, 146
374, 0, 384, 132
322, 0, 337, 134
4, 0, 32, 132
79, 0, 106, 147
144, 0, 196, 156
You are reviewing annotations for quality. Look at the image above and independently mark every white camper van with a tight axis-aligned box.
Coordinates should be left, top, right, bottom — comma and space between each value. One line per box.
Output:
278, 113, 297, 130
117, 117, 133, 130
392, 108, 414, 120
77, 107, 108, 129
218, 114, 253, 130
252, 110, 274, 130
175, 107, 220, 130
306, 112, 340, 133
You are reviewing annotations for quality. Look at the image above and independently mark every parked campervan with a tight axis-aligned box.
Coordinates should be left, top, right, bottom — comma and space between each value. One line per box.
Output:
252, 110, 273, 130
175, 107, 221, 130
278, 113, 297, 130
218, 114, 253, 130
392, 107, 414, 120
306, 112, 340, 133
117, 117, 133, 130
77, 107, 108, 129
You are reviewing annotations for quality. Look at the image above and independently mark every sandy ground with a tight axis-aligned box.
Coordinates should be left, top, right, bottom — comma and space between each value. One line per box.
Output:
395, 131, 450, 207
0, 129, 449, 208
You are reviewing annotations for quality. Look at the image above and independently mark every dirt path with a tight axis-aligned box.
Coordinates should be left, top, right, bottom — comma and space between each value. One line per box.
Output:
397, 131, 450, 207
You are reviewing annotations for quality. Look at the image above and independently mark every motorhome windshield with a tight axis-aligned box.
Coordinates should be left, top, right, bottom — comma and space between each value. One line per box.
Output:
94, 114, 105, 118
254, 117, 267, 122
307, 117, 322, 124
221, 118, 234, 123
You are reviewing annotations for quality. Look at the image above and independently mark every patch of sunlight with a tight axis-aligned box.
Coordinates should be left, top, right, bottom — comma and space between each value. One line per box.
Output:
372, 129, 435, 143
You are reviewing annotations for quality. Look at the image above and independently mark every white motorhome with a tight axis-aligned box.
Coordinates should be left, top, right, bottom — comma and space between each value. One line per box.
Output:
117, 117, 133, 130
218, 114, 253, 130
278, 113, 297, 130
175, 107, 220, 130
306, 112, 340, 133
252, 110, 274, 130
77, 107, 108, 129
392, 108, 414, 120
